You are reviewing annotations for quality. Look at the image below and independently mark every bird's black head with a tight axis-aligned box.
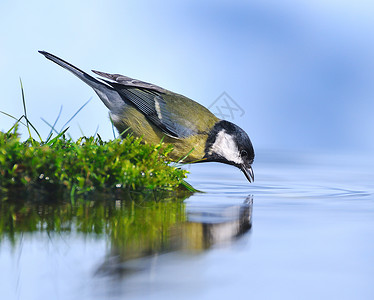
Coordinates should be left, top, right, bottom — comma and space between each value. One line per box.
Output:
204, 120, 255, 182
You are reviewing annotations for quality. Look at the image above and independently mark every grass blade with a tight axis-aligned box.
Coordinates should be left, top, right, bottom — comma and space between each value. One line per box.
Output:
176, 147, 195, 163
180, 180, 201, 193
19, 79, 43, 142
25, 116, 43, 142
46, 105, 63, 142
93, 124, 99, 137
6, 115, 26, 134
78, 124, 85, 137
41, 117, 59, 135
46, 127, 70, 146
20, 78, 31, 138
60, 97, 91, 133
0, 111, 27, 127
109, 114, 117, 139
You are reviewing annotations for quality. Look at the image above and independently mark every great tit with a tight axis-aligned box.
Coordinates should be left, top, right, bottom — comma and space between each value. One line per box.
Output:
39, 51, 255, 182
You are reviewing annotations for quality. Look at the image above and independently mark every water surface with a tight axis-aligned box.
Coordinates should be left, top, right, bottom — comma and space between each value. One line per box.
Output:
1, 151, 373, 300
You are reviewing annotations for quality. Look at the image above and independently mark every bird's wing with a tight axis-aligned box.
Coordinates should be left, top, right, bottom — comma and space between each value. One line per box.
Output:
92, 70, 195, 139
92, 71, 167, 93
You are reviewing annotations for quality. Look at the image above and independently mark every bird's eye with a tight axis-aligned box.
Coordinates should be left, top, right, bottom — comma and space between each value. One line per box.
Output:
240, 150, 248, 157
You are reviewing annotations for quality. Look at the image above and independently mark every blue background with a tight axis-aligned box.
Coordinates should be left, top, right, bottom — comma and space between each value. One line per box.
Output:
1, 0, 374, 153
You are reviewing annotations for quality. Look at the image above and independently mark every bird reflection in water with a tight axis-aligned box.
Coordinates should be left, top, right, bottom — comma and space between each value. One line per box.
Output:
97, 195, 253, 277
0, 189, 253, 278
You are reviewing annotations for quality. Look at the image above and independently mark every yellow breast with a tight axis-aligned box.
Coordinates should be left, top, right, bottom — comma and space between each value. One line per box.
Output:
111, 106, 213, 163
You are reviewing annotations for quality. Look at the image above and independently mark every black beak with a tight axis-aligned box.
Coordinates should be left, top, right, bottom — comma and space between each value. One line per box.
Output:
241, 165, 254, 183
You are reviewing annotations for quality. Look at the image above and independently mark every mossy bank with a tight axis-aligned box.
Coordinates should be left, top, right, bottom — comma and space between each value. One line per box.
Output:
0, 130, 192, 197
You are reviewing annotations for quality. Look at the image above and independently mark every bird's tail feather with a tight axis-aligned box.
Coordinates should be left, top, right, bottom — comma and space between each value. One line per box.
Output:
38, 51, 123, 112
38, 51, 108, 89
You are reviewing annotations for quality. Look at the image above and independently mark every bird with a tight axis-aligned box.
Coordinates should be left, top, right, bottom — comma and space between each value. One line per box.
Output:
39, 51, 255, 182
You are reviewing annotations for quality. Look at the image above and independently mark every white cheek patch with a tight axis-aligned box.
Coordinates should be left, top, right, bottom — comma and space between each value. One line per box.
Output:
209, 130, 243, 164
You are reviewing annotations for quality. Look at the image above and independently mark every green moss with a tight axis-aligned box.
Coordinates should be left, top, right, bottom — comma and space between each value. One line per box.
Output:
0, 130, 191, 195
